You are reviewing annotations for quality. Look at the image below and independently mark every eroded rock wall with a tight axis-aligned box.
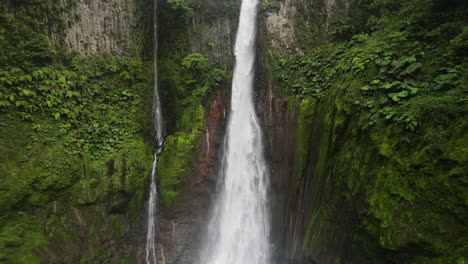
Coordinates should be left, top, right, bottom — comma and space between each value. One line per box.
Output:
61, 0, 140, 56
0, 0, 154, 262
259, 0, 468, 263
189, 0, 238, 68
263, 0, 302, 56
154, 0, 239, 262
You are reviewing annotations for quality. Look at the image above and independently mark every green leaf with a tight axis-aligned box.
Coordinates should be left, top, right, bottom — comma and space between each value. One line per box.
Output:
382, 83, 393, 89
375, 59, 391, 66
397, 91, 409, 98
360, 85, 371, 91
10, 67, 22, 74
53, 113, 61, 119
438, 73, 457, 81
388, 93, 400, 102
22, 89, 32, 96
38, 85, 50, 91
409, 87, 419, 94
379, 97, 389, 104
0, 100, 11, 107
404, 62, 422, 75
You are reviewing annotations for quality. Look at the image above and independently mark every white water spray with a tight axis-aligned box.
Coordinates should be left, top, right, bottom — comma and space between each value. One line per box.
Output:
145, 0, 164, 262
199, 0, 270, 263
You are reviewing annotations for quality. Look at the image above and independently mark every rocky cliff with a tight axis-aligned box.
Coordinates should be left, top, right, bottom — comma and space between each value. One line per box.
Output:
137, 0, 468, 263
258, 0, 468, 263
0, 0, 466, 263
0, 0, 154, 262
62, 0, 140, 56
153, 0, 238, 262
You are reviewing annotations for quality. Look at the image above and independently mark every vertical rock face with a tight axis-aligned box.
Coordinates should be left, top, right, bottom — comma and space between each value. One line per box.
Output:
154, 0, 239, 262
260, 0, 468, 263
262, 0, 351, 55
154, 0, 302, 261
154, 0, 361, 262
156, 89, 230, 264
190, 0, 238, 69
264, 96, 358, 264
62, 0, 139, 56
262, 96, 301, 262
264, 0, 302, 56
0, 0, 155, 262
259, 0, 357, 262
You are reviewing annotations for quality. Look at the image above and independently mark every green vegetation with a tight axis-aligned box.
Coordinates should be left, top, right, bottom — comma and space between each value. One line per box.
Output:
1, 55, 150, 154
167, 0, 194, 22
269, 0, 468, 262
295, 99, 315, 186
156, 0, 229, 207
2, 0, 465, 262
0, 0, 153, 262
0, 214, 47, 264
157, 52, 226, 206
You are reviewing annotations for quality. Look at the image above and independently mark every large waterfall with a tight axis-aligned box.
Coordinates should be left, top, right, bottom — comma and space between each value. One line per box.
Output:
145, 0, 164, 263
199, 0, 270, 263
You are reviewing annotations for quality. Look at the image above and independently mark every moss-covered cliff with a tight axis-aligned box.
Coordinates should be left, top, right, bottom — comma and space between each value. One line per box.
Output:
1, 0, 466, 262
261, 0, 467, 263
153, 0, 238, 261
1, 0, 236, 261
0, 0, 155, 262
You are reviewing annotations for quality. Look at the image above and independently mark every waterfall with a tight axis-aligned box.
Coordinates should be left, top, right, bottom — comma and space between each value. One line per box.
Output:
199, 0, 270, 263
146, 0, 164, 262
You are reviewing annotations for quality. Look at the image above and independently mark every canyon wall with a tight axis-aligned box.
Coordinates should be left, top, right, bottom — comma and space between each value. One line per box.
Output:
1, 0, 466, 263
62, 0, 141, 56
259, 0, 467, 263
153, 0, 238, 262
0, 0, 154, 262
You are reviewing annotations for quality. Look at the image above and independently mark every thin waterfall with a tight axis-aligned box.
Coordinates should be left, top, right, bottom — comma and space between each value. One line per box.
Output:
145, 0, 164, 262
199, 0, 270, 263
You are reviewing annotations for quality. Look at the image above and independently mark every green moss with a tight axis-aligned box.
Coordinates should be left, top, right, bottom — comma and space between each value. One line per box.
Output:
128, 188, 146, 229
293, 81, 467, 262
157, 1, 228, 208
119, 259, 130, 264
0, 214, 47, 264
0, 2, 154, 261
158, 104, 205, 206
295, 99, 315, 186
0, 120, 82, 212
302, 210, 320, 250
109, 215, 122, 240
278, 2, 468, 260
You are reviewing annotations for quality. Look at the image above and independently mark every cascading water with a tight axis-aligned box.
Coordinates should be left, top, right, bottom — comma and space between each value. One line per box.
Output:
199, 0, 270, 263
145, 0, 164, 263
